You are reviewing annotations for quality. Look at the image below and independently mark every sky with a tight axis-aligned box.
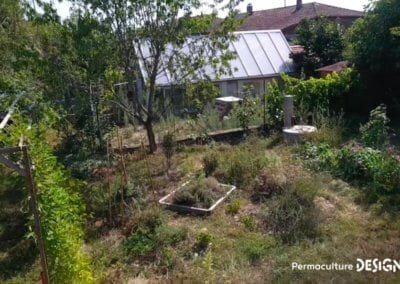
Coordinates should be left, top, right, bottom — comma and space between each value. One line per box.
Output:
53, 0, 371, 20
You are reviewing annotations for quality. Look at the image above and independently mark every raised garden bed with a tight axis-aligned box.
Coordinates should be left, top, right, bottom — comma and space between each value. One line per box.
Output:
159, 177, 236, 215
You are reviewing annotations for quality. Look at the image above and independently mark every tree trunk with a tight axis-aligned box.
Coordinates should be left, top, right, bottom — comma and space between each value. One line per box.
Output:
145, 119, 157, 153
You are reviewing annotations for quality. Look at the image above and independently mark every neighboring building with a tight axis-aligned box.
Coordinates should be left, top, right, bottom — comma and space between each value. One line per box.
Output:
144, 30, 294, 103
238, 1, 363, 43
316, 60, 351, 77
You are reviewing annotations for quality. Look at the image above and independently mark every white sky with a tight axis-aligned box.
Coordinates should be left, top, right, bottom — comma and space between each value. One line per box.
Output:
53, 0, 371, 20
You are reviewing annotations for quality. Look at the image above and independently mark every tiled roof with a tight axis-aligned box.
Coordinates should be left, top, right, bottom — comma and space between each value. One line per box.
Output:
316, 60, 351, 72
140, 30, 295, 86
238, 2, 363, 31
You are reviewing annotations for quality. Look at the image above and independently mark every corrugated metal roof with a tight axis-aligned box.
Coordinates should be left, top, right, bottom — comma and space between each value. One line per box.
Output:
139, 30, 295, 86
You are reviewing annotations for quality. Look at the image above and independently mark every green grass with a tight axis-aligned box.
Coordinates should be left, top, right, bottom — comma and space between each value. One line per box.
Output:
4, 136, 400, 283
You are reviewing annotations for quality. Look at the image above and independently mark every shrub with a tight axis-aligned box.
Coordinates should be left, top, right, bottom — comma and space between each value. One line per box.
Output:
232, 97, 260, 131
124, 208, 186, 260
225, 199, 241, 215
265, 80, 284, 129
360, 104, 390, 149
0, 121, 93, 283
172, 177, 222, 208
263, 180, 318, 243
202, 152, 218, 177
268, 70, 359, 120
173, 190, 198, 206
308, 112, 345, 147
195, 231, 214, 252
124, 229, 157, 257
239, 215, 257, 231
253, 168, 287, 201
237, 234, 275, 264
162, 132, 176, 170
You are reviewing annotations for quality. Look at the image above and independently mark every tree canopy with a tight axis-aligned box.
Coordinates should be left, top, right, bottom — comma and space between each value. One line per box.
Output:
291, 17, 345, 76
347, 0, 400, 110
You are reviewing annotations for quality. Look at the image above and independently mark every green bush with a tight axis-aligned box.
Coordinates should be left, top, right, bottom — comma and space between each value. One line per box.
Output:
298, 142, 400, 210
162, 132, 176, 170
202, 152, 218, 177
265, 80, 284, 128
267, 69, 359, 121
252, 168, 287, 201
218, 147, 271, 187
0, 120, 93, 283
225, 199, 241, 215
360, 104, 390, 149
237, 234, 275, 264
172, 177, 222, 208
239, 215, 257, 231
263, 180, 318, 243
124, 208, 186, 260
232, 97, 260, 131
195, 231, 214, 252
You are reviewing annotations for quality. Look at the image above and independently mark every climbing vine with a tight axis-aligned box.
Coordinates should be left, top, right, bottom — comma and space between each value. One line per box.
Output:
0, 115, 93, 283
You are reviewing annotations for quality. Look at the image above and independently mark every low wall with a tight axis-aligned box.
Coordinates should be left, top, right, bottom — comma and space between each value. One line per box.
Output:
114, 125, 265, 153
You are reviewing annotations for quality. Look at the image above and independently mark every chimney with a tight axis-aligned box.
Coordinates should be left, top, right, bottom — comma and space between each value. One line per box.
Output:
247, 3, 253, 16
296, 0, 302, 10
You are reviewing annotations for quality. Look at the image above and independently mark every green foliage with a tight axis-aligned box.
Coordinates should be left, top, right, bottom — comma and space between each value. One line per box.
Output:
239, 215, 257, 231
360, 104, 390, 149
263, 180, 318, 243
124, 208, 186, 259
185, 81, 221, 114
280, 70, 359, 119
215, 144, 272, 187
225, 199, 241, 215
202, 152, 218, 177
0, 120, 93, 283
252, 168, 287, 201
172, 177, 222, 208
162, 132, 176, 170
232, 97, 260, 131
292, 17, 345, 76
299, 141, 400, 210
347, 0, 400, 104
195, 231, 214, 252
237, 234, 275, 264
265, 80, 284, 128
308, 112, 345, 147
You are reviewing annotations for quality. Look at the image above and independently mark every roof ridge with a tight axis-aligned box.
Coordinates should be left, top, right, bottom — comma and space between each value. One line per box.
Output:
312, 2, 363, 14
240, 2, 363, 15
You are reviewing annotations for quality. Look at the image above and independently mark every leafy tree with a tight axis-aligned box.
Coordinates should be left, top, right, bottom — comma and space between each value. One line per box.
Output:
291, 17, 345, 76
73, 0, 241, 152
347, 0, 400, 110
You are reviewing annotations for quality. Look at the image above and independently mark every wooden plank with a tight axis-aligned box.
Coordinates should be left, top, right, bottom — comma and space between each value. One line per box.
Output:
0, 154, 25, 176
0, 147, 22, 154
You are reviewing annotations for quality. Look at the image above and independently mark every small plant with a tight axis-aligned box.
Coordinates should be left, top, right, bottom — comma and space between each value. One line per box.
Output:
237, 234, 275, 264
172, 177, 223, 208
253, 168, 287, 201
232, 97, 259, 131
360, 104, 390, 149
239, 215, 257, 231
202, 152, 218, 177
225, 199, 241, 215
195, 231, 214, 252
263, 180, 318, 243
162, 132, 176, 171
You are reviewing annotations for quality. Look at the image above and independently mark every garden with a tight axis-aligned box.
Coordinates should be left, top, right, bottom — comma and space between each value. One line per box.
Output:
1, 0, 400, 283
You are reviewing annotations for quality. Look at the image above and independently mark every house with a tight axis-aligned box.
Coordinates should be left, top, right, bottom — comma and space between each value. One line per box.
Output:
238, 1, 363, 43
316, 60, 351, 77
144, 30, 295, 107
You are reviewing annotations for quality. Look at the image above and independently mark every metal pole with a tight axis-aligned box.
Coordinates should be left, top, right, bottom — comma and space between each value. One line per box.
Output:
22, 146, 50, 284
